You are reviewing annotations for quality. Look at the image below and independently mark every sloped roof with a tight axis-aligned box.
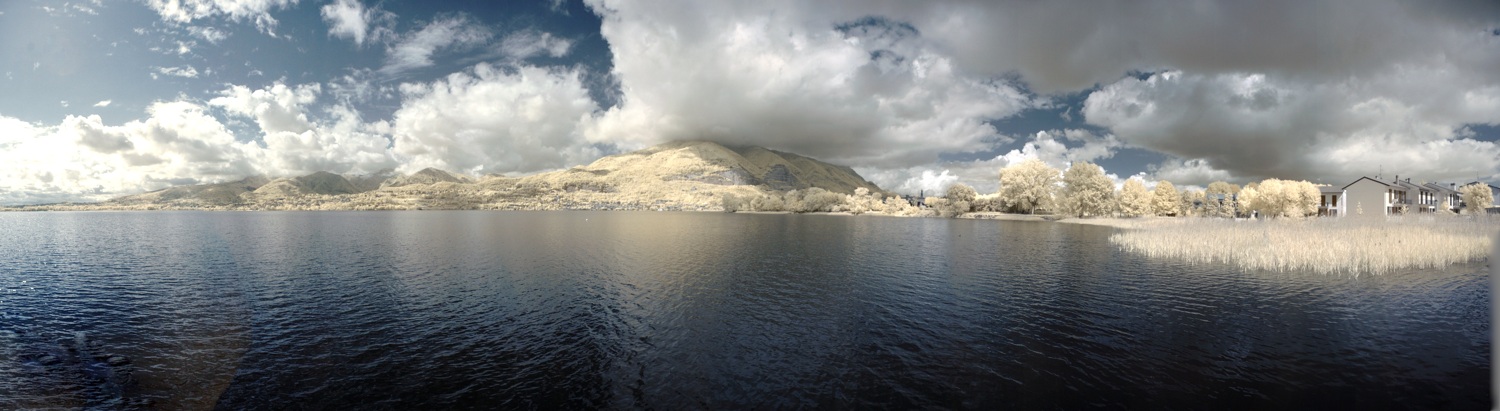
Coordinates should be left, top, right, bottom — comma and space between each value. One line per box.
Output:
1342, 176, 1393, 190
1423, 182, 1459, 195
1465, 181, 1500, 191
1393, 180, 1426, 192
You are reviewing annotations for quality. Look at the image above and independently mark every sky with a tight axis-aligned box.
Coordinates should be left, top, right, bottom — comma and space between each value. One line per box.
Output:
1, 0, 1498, 204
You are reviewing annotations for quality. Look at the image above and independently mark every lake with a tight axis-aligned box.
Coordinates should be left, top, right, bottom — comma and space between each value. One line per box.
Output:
0, 211, 1489, 409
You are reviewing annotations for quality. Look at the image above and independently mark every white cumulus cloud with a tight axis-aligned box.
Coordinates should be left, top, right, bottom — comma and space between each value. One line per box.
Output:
153, 65, 200, 79
210, 81, 398, 175
145, 0, 299, 35
321, 0, 396, 46
187, 26, 229, 44
1083, 68, 1500, 185
390, 63, 599, 174
0, 102, 261, 204
581, 1, 1030, 169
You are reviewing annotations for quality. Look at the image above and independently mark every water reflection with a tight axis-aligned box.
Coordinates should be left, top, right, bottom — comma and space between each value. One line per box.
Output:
0, 211, 1488, 409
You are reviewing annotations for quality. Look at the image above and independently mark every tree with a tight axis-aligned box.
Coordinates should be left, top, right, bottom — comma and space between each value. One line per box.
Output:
1116, 177, 1153, 217
998, 158, 1060, 214
1180, 189, 1205, 217
721, 193, 744, 212
1238, 182, 1260, 217
1241, 178, 1320, 218
1204, 181, 1241, 218
1152, 180, 1180, 216
936, 183, 977, 217
946, 183, 977, 204
793, 187, 844, 213
883, 195, 918, 216
1059, 162, 1115, 218
845, 187, 882, 214
1296, 182, 1321, 216
1459, 183, 1494, 214
750, 193, 784, 211
972, 193, 1004, 212
932, 198, 970, 218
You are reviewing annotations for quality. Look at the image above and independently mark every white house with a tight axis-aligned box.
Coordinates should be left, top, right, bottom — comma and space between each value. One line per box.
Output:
1393, 179, 1435, 213
1422, 182, 1462, 213
1340, 176, 1409, 217
1317, 185, 1343, 216
1326, 176, 1487, 217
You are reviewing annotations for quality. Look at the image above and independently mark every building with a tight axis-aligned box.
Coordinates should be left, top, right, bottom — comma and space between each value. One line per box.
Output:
1421, 182, 1462, 213
1324, 175, 1491, 217
1393, 178, 1436, 213
1317, 185, 1342, 216
1340, 176, 1407, 216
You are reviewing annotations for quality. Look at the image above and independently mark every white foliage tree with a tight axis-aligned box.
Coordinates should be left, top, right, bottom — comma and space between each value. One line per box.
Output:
793, 187, 844, 213
998, 158, 1059, 214
1179, 189, 1205, 217
1238, 182, 1260, 217
1297, 182, 1321, 216
939, 183, 977, 217
946, 183, 977, 204
883, 195, 919, 216
1152, 180, 1180, 217
721, 193, 745, 212
1060, 161, 1115, 218
844, 187, 886, 215
1242, 178, 1320, 218
1459, 182, 1494, 214
1204, 181, 1240, 218
972, 193, 1003, 212
1116, 177, 1153, 217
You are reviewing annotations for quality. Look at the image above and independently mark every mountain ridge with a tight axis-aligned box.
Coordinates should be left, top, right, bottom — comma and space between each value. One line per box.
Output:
9, 141, 885, 211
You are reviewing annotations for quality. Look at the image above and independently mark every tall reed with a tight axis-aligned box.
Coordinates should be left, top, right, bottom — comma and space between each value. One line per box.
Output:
1107, 215, 1498, 275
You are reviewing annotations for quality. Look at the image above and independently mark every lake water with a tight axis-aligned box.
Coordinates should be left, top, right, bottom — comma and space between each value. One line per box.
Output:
0, 211, 1489, 409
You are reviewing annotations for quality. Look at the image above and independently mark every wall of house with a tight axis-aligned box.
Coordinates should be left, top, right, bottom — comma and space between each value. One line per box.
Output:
1414, 189, 1434, 212
1318, 192, 1343, 216
1344, 180, 1388, 217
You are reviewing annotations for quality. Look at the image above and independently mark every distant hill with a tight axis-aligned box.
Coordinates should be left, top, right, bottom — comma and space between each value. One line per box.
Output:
537, 140, 881, 195
22, 141, 883, 211
348, 169, 398, 192
246, 171, 363, 200
109, 176, 270, 207
382, 168, 471, 188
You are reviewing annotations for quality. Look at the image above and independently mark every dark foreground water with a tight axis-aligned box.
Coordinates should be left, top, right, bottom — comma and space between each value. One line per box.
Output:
0, 211, 1489, 409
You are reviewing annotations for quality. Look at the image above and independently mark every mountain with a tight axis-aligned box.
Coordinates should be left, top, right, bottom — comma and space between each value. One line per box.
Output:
538, 140, 880, 194
382, 168, 472, 188
15, 141, 883, 211
108, 176, 270, 207
348, 169, 399, 192
250, 171, 363, 199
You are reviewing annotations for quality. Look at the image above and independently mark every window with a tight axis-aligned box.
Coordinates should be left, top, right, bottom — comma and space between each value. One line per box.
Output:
1332, 194, 1338, 207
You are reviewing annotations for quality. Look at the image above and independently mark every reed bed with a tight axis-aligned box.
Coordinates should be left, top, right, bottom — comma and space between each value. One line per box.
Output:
1107, 215, 1499, 275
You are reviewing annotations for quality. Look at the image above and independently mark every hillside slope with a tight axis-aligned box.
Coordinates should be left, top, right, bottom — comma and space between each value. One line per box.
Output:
20, 141, 884, 211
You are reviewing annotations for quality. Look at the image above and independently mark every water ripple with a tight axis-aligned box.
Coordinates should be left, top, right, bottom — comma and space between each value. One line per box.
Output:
0, 211, 1488, 410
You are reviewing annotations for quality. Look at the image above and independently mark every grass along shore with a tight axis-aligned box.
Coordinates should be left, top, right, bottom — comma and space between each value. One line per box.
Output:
1102, 215, 1497, 275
